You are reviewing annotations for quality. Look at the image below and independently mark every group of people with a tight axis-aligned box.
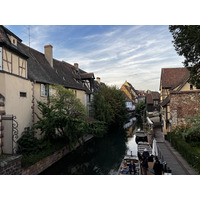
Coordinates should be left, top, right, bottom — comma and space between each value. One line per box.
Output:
141, 148, 163, 175
120, 148, 164, 175
121, 160, 137, 175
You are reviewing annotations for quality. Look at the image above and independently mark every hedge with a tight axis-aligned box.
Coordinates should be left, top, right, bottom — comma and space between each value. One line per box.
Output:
167, 132, 200, 174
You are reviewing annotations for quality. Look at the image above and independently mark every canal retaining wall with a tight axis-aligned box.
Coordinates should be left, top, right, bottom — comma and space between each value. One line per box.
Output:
22, 134, 93, 175
0, 155, 22, 175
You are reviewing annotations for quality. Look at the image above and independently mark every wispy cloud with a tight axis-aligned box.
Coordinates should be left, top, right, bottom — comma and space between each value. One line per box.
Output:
6, 25, 185, 91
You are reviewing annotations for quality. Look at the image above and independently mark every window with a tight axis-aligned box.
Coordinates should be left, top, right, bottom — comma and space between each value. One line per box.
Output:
154, 100, 159, 106
190, 84, 193, 90
20, 92, 27, 97
0, 47, 2, 70
41, 84, 52, 97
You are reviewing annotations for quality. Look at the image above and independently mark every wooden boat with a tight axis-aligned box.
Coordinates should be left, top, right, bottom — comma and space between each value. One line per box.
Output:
118, 153, 141, 175
135, 130, 148, 144
137, 141, 154, 175
137, 141, 152, 156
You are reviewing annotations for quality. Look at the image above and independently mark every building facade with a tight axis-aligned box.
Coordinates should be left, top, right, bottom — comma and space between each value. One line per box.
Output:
160, 67, 200, 134
145, 91, 160, 117
0, 26, 97, 154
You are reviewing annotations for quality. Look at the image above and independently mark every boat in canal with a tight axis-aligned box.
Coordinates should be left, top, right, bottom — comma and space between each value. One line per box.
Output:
137, 141, 152, 156
135, 130, 148, 144
118, 153, 141, 175
137, 141, 155, 175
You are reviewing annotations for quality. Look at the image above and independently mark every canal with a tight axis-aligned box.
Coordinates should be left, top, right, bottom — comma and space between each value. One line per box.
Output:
40, 126, 139, 175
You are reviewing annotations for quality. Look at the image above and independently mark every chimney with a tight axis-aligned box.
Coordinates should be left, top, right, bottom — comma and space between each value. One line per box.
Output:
96, 77, 101, 83
44, 45, 53, 68
74, 63, 79, 71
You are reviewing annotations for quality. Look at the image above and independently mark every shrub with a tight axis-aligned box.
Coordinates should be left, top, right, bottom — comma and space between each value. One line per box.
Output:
184, 126, 200, 145
89, 121, 107, 138
167, 132, 200, 174
17, 128, 41, 155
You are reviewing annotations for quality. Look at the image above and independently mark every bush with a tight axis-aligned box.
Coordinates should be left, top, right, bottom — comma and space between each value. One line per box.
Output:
89, 121, 107, 138
17, 128, 66, 168
184, 126, 200, 145
167, 132, 200, 174
17, 128, 41, 155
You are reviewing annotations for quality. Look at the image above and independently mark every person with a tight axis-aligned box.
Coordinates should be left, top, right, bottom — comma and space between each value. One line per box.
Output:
141, 157, 148, 175
153, 156, 163, 175
142, 148, 150, 159
121, 160, 129, 174
129, 160, 136, 174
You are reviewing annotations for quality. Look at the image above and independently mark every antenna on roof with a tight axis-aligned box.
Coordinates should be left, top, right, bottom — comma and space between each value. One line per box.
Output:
28, 25, 31, 50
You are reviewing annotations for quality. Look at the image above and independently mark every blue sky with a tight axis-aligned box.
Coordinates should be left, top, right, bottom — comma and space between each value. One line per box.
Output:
5, 25, 184, 91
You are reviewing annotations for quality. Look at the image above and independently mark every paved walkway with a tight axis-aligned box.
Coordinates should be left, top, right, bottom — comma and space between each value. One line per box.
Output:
154, 127, 198, 175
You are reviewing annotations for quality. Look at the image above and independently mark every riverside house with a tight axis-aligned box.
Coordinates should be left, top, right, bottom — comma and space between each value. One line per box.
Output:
0, 25, 98, 154
160, 67, 200, 135
145, 91, 160, 117
121, 81, 138, 106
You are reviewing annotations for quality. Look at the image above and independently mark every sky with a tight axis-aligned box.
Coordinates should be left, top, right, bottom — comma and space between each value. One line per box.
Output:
5, 25, 185, 91
2, 0, 199, 197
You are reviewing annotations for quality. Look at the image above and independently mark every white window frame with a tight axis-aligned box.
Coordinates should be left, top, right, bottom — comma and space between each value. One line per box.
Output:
41, 84, 52, 97
154, 100, 159, 106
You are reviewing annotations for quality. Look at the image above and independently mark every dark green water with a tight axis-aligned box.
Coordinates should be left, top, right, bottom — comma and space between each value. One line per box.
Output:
40, 128, 138, 175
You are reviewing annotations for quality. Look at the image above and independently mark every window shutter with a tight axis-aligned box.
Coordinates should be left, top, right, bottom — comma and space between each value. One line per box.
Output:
0, 47, 2, 70
49, 85, 52, 96
41, 84, 45, 97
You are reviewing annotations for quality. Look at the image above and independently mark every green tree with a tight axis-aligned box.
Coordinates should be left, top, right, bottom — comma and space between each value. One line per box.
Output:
35, 85, 87, 145
169, 25, 200, 88
92, 85, 128, 128
135, 100, 146, 124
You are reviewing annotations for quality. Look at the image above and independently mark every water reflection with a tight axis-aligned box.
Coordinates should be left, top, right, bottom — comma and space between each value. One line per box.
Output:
40, 128, 138, 175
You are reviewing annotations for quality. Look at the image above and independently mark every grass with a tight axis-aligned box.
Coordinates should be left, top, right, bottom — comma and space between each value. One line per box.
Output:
21, 142, 66, 168
193, 146, 200, 153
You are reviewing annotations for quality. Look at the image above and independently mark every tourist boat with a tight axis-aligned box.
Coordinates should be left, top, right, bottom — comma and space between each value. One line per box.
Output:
137, 141, 155, 175
137, 141, 152, 156
135, 130, 148, 144
118, 153, 141, 175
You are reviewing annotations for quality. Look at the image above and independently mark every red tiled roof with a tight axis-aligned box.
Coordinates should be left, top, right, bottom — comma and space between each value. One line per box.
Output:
161, 68, 190, 89
146, 92, 160, 104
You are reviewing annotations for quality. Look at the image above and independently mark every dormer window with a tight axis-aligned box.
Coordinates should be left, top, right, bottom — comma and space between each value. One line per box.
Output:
7, 34, 17, 46
190, 85, 193, 90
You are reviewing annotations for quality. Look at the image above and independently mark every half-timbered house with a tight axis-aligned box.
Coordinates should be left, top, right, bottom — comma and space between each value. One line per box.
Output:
0, 25, 97, 154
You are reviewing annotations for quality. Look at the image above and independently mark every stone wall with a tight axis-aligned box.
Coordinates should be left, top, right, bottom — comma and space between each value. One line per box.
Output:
0, 135, 93, 175
0, 155, 22, 175
170, 91, 200, 127
22, 146, 70, 175
22, 134, 93, 175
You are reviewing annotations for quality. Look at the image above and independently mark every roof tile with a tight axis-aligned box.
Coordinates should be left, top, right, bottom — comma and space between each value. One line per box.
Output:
161, 68, 190, 89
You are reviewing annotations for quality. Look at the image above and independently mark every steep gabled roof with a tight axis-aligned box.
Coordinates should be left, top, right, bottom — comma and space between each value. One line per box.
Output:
160, 67, 190, 89
137, 90, 146, 98
0, 25, 28, 59
20, 43, 87, 91
0, 25, 97, 93
80, 73, 95, 79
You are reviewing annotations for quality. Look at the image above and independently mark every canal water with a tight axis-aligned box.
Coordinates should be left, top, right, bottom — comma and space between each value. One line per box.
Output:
40, 126, 139, 175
